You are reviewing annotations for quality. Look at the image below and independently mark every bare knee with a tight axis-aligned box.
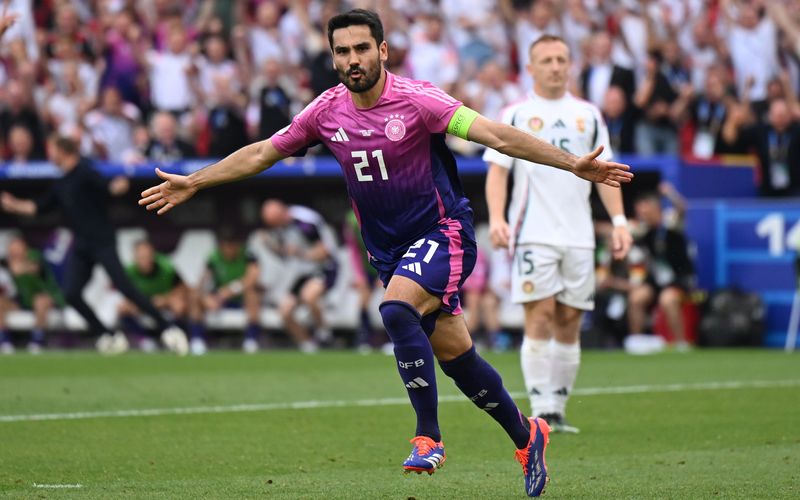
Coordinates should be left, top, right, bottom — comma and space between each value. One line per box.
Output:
658, 287, 683, 310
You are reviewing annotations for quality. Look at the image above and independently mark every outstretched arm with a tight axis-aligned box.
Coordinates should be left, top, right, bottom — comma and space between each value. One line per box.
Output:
466, 114, 633, 186
0, 192, 37, 216
139, 139, 285, 215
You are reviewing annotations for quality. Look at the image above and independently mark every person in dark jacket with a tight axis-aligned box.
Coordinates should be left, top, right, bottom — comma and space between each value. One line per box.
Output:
1, 135, 188, 355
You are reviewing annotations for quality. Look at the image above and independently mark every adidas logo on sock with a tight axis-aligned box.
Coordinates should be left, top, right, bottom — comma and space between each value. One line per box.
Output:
405, 377, 429, 389
330, 127, 350, 142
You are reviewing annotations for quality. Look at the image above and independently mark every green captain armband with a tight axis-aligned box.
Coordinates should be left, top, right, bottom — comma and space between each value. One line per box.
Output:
447, 106, 479, 140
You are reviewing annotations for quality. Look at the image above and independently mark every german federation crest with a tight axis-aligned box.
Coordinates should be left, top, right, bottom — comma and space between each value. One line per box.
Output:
385, 114, 406, 142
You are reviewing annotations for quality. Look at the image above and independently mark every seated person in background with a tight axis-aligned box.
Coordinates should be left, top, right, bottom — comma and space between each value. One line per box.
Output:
259, 199, 338, 353
0, 236, 64, 354
342, 209, 384, 352
627, 192, 695, 351
461, 248, 507, 351
722, 98, 800, 197
592, 221, 632, 348
189, 228, 262, 355
118, 239, 188, 351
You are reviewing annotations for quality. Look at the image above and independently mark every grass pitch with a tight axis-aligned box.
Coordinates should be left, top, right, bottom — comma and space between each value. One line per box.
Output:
0, 349, 798, 499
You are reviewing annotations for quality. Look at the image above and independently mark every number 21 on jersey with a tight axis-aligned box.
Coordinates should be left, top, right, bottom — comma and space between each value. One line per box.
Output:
352, 150, 388, 182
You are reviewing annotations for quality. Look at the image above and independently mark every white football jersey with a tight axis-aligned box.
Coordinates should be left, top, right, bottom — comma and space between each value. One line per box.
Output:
483, 92, 613, 249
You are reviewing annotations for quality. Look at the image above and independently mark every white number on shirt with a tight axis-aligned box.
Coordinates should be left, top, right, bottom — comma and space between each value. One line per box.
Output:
352, 150, 389, 182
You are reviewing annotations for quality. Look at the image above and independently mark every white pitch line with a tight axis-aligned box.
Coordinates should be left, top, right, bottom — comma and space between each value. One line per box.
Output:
1, 379, 798, 424
32, 483, 82, 489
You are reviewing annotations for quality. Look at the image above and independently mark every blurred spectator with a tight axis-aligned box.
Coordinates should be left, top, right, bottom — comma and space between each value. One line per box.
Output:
204, 74, 248, 158
0, 263, 16, 354
247, 58, 295, 140
192, 34, 240, 102
98, 8, 146, 107
628, 191, 695, 350
679, 10, 720, 93
719, 0, 778, 114
1, 0, 38, 61
672, 68, 740, 159
579, 31, 635, 107
143, 24, 195, 114
462, 61, 523, 122
43, 2, 95, 61
633, 50, 679, 155
514, 0, 561, 91
83, 87, 142, 163
601, 85, 637, 155
461, 248, 506, 350
118, 240, 189, 351
407, 10, 458, 93
235, 2, 287, 69
591, 221, 632, 348
0, 235, 64, 354
46, 35, 100, 102
342, 209, 384, 352
0, 79, 45, 158
722, 98, 800, 196
258, 199, 338, 354
189, 227, 262, 355
5, 125, 38, 163
43, 61, 94, 136
145, 111, 195, 164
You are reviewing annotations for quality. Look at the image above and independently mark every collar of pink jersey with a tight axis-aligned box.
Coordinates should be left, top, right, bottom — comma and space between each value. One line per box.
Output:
348, 69, 394, 112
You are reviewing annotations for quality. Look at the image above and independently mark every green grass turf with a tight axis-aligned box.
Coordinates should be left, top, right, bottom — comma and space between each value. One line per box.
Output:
0, 349, 798, 499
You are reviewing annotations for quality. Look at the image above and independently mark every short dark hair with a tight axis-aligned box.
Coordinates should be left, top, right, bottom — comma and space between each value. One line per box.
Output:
48, 134, 80, 156
529, 34, 569, 56
635, 191, 661, 205
327, 9, 384, 49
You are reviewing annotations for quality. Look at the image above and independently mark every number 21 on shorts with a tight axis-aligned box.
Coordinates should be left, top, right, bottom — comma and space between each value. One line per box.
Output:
400, 239, 440, 276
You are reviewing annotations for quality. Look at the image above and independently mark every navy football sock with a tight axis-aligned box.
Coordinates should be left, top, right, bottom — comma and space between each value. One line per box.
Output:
189, 321, 205, 340
440, 345, 531, 449
245, 322, 260, 341
379, 300, 440, 442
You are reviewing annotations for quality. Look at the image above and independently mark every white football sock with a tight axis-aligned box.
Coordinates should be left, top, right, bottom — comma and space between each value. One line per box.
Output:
520, 336, 553, 417
550, 341, 581, 417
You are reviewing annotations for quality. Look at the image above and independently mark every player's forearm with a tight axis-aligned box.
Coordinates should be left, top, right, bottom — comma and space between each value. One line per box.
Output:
596, 183, 625, 218
485, 165, 509, 223
6, 199, 38, 216
484, 123, 576, 173
188, 141, 275, 191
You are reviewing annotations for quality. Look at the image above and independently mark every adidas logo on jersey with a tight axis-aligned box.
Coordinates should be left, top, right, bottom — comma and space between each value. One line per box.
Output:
553, 119, 566, 128
330, 127, 350, 142
401, 262, 422, 275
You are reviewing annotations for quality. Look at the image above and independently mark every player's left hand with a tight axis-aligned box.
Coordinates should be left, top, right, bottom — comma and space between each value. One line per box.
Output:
611, 225, 633, 260
139, 168, 198, 215
573, 146, 633, 187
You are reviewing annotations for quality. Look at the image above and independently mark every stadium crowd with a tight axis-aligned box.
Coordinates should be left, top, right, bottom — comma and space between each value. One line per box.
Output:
0, 0, 799, 194
0, 0, 793, 353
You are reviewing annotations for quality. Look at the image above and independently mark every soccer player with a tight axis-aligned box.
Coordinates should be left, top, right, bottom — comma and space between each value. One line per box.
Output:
484, 35, 633, 434
1, 135, 189, 356
139, 10, 632, 496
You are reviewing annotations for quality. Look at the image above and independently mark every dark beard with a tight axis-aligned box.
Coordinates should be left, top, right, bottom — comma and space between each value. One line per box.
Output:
337, 63, 382, 93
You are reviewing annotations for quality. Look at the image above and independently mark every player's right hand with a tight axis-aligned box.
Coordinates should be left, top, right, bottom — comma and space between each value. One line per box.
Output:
489, 219, 511, 249
139, 168, 198, 215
